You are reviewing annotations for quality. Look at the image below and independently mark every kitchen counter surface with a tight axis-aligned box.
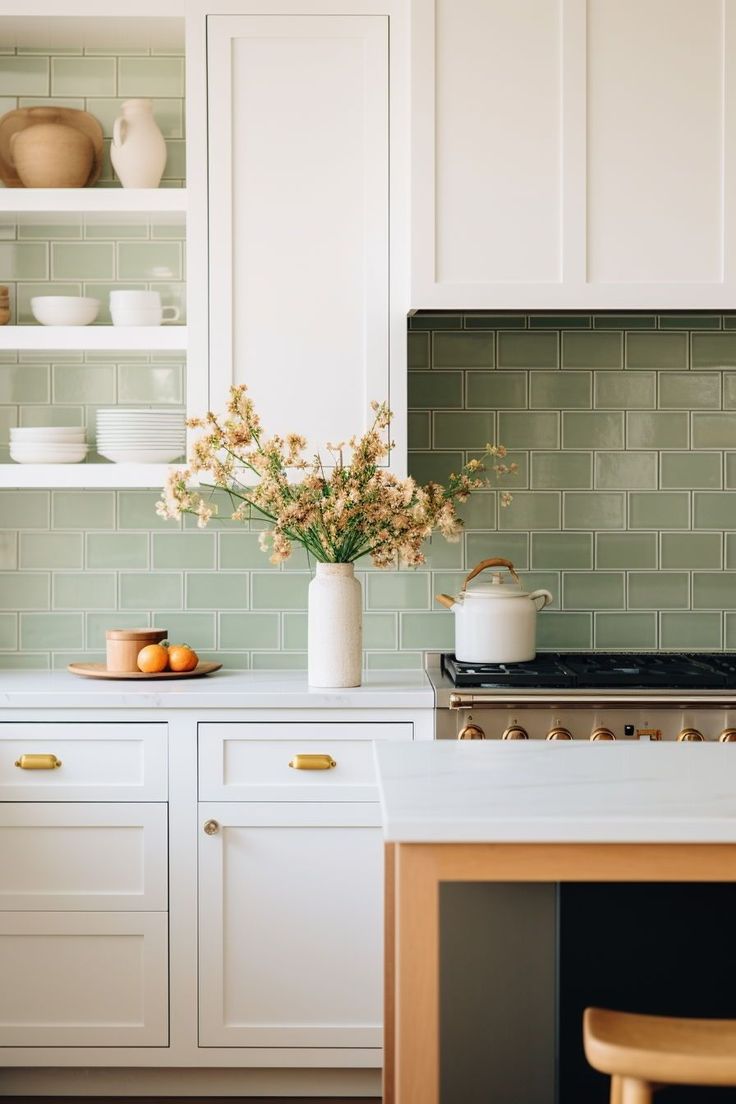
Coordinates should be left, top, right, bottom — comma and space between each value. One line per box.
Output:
375, 740, 736, 843
0, 668, 433, 710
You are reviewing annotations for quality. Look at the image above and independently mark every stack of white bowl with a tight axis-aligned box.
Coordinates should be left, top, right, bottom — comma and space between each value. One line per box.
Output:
10, 427, 88, 464
96, 409, 186, 464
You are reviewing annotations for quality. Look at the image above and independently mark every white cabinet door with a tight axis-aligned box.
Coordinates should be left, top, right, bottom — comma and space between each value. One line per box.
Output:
0, 912, 168, 1047
207, 13, 406, 468
414, 0, 736, 309
199, 802, 382, 1049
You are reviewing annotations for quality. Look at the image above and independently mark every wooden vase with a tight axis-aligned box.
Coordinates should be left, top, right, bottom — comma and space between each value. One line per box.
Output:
10, 122, 94, 188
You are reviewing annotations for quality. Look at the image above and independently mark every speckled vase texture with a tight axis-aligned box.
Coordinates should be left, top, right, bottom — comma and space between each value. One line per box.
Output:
308, 562, 362, 688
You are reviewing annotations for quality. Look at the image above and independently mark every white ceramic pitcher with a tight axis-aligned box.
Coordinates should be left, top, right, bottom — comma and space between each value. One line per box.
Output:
111, 99, 167, 189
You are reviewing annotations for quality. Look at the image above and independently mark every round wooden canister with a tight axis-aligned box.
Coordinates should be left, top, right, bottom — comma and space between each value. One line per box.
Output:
106, 627, 167, 673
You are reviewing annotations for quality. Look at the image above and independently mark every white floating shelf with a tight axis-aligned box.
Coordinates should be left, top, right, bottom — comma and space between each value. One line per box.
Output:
0, 326, 188, 351
0, 463, 184, 489
0, 188, 187, 214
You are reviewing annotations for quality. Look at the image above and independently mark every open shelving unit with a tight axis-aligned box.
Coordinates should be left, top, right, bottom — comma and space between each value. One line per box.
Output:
0, 188, 187, 215
0, 325, 188, 352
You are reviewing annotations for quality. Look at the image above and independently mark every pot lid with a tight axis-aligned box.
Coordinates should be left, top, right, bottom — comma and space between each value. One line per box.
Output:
464, 572, 529, 599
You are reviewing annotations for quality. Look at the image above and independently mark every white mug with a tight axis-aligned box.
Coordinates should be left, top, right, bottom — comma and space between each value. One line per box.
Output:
109, 289, 180, 326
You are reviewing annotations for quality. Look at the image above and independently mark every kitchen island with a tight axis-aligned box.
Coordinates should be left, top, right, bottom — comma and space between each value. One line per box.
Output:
376, 741, 736, 1104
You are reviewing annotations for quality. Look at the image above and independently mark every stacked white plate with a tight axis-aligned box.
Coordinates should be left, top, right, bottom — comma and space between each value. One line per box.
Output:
96, 409, 186, 464
9, 426, 88, 464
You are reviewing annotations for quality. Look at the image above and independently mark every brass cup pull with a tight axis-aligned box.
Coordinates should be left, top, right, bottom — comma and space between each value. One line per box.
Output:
15, 753, 62, 770
203, 819, 220, 836
289, 753, 337, 770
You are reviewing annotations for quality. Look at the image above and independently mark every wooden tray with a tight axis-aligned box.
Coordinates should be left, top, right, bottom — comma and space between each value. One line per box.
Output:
68, 662, 222, 681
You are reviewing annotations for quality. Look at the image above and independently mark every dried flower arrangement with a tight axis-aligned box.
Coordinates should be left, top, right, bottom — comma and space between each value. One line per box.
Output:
157, 385, 515, 567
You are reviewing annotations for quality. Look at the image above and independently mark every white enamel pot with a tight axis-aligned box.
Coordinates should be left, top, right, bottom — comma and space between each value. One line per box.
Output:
436, 557, 553, 664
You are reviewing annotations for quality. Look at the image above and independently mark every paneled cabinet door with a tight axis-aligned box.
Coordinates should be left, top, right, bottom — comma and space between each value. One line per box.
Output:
413, 0, 736, 308
198, 802, 383, 1049
207, 13, 406, 470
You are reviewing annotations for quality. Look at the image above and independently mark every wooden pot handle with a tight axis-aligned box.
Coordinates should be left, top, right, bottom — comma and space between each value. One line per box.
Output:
462, 557, 520, 591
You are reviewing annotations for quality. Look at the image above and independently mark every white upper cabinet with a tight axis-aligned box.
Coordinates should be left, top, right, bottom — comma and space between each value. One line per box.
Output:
412, 0, 736, 308
207, 10, 408, 469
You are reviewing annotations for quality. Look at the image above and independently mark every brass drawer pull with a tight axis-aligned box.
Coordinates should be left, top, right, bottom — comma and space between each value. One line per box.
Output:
289, 753, 337, 771
15, 753, 62, 770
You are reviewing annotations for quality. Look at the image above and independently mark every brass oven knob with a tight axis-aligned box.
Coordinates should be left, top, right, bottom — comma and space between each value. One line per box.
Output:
547, 725, 573, 741
677, 728, 705, 742
720, 728, 736, 743
502, 724, 529, 740
590, 726, 615, 741
458, 720, 486, 740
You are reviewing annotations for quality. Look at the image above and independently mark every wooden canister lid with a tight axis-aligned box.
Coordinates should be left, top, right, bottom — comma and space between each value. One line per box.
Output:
106, 628, 167, 642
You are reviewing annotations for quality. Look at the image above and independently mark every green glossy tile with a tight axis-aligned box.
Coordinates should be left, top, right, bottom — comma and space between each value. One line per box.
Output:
432, 331, 494, 368
562, 331, 621, 369
563, 572, 624, 609
117, 241, 182, 281
251, 652, 307, 670
692, 332, 736, 369
594, 315, 656, 329
366, 572, 429, 610
724, 614, 736, 648
0, 653, 49, 670
596, 532, 657, 570
0, 56, 49, 95
466, 371, 526, 409
497, 411, 559, 449
627, 412, 689, 449
118, 56, 184, 97
182, 489, 247, 529
86, 97, 184, 139
86, 533, 147, 570
497, 331, 557, 369
0, 491, 49, 529
692, 572, 736, 609
659, 373, 720, 409
628, 573, 689, 609
151, 611, 216, 649
53, 572, 115, 610
0, 612, 16, 649
457, 492, 495, 529
282, 612, 307, 650
363, 612, 398, 649
692, 414, 736, 449
117, 363, 183, 404
0, 242, 47, 280
498, 492, 560, 530
0, 572, 49, 610
0, 364, 49, 403
531, 315, 590, 330
467, 532, 528, 570
20, 612, 83, 650
408, 332, 429, 369
118, 491, 175, 530
19, 532, 81, 569
660, 612, 722, 650
18, 221, 82, 240
537, 612, 592, 650
529, 371, 591, 409
564, 492, 625, 530
431, 572, 467, 601
662, 453, 719, 489
626, 332, 687, 370
366, 651, 423, 670
251, 572, 309, 610
400, 611, 454, 650
726, 454, 736, 489
206, 651, 249, 669
83, 221, 149, 240
219, 532, 276, 570
52, 491, 114, 530
151, 533, 215, 569
20, 404, 84, 428
52, 364, 115, 404
0, 534, 16, 569
161, 140, 185, 183
16, 282, 82, 323
465, 314, 526, 329
661, 532, 722, 570
660, 314, 721, 329
518, 572, 560, 608
85, 612, 148, 650
408, 411, 431, 450
595, 613, 657, 649
723, 535, 736, 569
595, 452, 657, 490
51, 242, 114, 280
531, 532, 593, 569
722, 375, 736, 408
630, 492, 689, 530
219, 612, 279, 650
433, 412, 494, 449
693, 492, 736, 529
187, 572, 248, 609
409, 371, 462, 409
119, 573, 182, 610
51, 56, 116, 95
562, 412, 624, 449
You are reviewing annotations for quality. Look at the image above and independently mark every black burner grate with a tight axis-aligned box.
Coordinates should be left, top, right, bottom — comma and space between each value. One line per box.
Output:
442, 652, 736, 690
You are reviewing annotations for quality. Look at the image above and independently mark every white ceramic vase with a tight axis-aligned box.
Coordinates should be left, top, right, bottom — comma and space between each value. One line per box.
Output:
110, 99, 167, 189
308, 563, 362, 688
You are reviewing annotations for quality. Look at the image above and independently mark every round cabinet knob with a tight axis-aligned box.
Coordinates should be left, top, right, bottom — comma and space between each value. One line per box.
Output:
720, 728, 736, 743
203, 819, 220, 836
502, 724, 529, 741
677, 728, 705, 742
590, 726, 616, 741
547, 725, 573, 741
458, 721, 486, 740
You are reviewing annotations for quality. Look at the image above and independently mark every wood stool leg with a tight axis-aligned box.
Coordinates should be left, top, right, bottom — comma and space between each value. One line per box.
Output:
610, 1075, 623, 1104
620, 1077, 653, 1104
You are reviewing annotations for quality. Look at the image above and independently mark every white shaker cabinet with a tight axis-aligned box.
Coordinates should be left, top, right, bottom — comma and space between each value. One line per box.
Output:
207, 10, 408, 469
413, 0, 736, 309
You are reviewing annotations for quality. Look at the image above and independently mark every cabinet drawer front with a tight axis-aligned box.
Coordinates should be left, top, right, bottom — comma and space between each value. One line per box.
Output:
199, 722, 412, 801
0, 912, 168, 1047
0, 804, 167, 911
0, 724, 167, 800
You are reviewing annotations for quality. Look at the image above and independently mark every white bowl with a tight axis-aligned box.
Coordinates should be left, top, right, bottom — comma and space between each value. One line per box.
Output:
10, 447, 88, 464
98, 447, 184, 464
11, 428, 86, 441
30, 296, 101, 327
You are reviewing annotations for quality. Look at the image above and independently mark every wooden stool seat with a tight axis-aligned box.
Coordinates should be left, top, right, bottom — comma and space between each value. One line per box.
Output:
584, 1006, 736, 1097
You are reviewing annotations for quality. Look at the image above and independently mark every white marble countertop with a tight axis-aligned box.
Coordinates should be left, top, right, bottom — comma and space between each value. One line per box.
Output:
0, 669, 433, 710
375, 741, 736, 843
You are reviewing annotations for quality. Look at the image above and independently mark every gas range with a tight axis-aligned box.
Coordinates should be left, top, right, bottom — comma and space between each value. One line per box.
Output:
428, 652, 736, 742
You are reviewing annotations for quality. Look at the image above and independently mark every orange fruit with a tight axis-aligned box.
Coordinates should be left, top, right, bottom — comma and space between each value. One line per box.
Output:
168, 644, 198, 672
137, 643, 169, 673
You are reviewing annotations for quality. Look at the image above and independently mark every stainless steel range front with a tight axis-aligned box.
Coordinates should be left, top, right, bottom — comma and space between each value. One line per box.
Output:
428, 652, 736, 743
